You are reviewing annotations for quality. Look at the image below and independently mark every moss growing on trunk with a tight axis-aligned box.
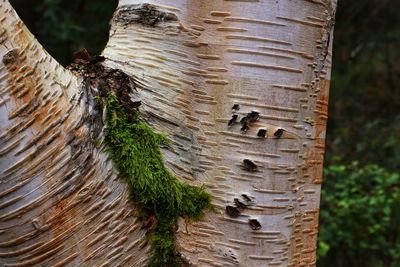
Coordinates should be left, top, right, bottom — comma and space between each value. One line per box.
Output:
103, 94, 211, 266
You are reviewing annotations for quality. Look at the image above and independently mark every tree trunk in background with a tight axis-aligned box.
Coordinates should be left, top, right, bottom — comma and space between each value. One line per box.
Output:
0, 0, 336, 266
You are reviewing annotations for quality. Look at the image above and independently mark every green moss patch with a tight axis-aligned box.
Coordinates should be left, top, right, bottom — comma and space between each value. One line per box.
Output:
69, 53, 211, 265
103, 94, 212, 266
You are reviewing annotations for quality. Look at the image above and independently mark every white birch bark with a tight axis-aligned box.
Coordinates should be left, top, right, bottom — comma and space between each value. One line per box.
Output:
0, 0, 336, 266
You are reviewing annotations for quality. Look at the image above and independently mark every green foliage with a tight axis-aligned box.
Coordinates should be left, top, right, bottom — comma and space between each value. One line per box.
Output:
103, 94, 212, 266
318, 163, 400, 267
319, 1, 400, 266
327, 0, 400, 171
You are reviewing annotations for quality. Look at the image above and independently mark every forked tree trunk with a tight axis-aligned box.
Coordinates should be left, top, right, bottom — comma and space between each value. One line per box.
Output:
0, 0, 336, 266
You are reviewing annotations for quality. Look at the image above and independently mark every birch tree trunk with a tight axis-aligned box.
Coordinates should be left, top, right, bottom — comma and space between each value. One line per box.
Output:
0, 0, 336, 266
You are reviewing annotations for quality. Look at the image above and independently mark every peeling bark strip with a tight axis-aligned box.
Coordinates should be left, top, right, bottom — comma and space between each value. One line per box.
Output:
113, 4, 178, 26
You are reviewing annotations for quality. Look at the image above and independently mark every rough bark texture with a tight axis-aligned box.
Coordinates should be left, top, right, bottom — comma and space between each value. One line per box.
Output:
0, 0, 336, 266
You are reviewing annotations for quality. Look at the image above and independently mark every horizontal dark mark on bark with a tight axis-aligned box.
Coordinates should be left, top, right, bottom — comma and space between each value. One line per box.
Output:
113, 4, 178, 27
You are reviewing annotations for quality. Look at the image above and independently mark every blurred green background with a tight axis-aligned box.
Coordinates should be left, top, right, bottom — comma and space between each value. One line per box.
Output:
10, 0, 400, 266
